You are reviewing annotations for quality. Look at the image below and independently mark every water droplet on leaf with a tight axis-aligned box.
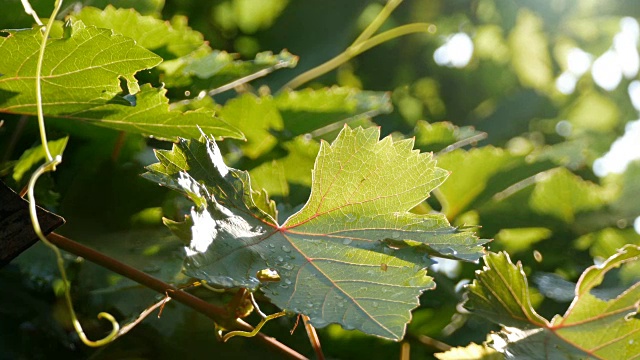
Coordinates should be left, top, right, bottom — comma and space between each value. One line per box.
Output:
342, 238, 353, 245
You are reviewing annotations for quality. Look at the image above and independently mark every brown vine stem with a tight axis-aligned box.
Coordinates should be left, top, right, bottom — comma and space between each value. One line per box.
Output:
408, 334, 452, 352
46, 232, 308, 360
111, 131, 127, 162
301, 315, 324, 360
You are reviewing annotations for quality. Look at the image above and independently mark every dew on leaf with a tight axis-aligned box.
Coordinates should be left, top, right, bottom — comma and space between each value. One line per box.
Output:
343, 238, 353, 245
281, 245, 291, 253
391, 231, 401, 239
277, 256, 284, 262
268, 243, 275, 248
256, 268, 280, 282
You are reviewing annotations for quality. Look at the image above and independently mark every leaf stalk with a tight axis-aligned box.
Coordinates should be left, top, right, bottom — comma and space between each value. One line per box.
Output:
280, 0, 435, 91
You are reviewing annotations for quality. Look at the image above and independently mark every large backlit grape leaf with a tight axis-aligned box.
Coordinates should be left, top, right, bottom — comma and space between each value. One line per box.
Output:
0, 20, 242, 140
143, 126, 486, 340
465, 246, 640, 359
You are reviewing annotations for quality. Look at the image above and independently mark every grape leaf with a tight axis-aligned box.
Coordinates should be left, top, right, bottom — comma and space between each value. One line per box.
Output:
413, 120, 484, 153
144, 126, 486, 340
0, 21, 243, 140
217, 88, 392, 159
67, 6, 296, 95
81, 0, 164, 15
434, 342, 503, 360
12, 136, 68, 182
273, 87, 393, 138
478, 168, 610, 236
70, 5, 206, 59
465, 246, 640, 359
435, 147, 555, 220
160, 49, 298, 93
249, 135, 320, 202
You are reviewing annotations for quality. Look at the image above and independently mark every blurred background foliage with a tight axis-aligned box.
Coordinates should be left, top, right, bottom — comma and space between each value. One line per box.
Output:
1, 0, 639, 359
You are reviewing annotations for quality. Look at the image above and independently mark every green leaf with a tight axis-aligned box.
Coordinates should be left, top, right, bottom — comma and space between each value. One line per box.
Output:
273, 87, 393, 138
159, 49, 298, 92
413, 120, 484, 153
0, 21, 243, 140
466, 246, 640, 359
81, 0, 164, 15
509, 10, 552, 91
12, 136, 68, 182
144, 126, 487, 340
218, 88, 392, 159
465, 252, 549, 330
0, 0, 162, 28
477, 168, 612, 236
435, 342, 503, 360
70, 6, 205, 59
249, 135, 320, 202
529, 169, 607, 223
63, 83, 243, 140
68, 6, 296, 95
216, 93, 283, 159
435, 147, 554, 219
213, 0, 288, 34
